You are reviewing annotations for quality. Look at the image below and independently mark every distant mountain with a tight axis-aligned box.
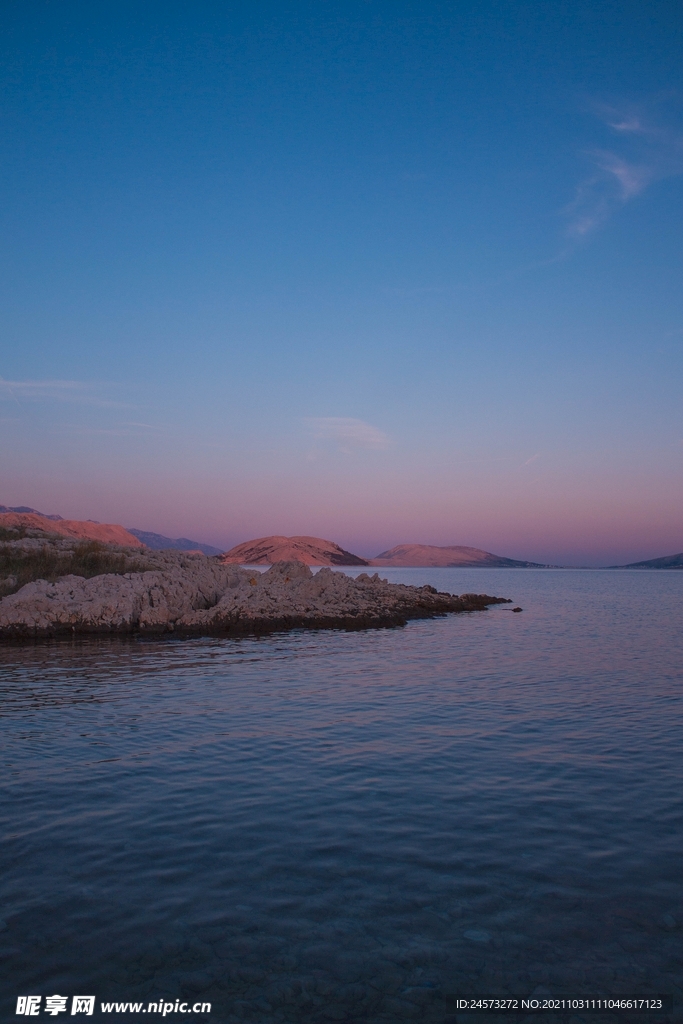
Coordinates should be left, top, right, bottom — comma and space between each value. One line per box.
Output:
220, 535, 369, 566
0, 505, 63, 521
610, 552, 683, 569
371, 543, 546, 568
127, 529, 223, 556
0, 510, 144, 547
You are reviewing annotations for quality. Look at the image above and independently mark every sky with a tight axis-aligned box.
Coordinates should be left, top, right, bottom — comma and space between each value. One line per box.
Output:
1, 0, 682, 566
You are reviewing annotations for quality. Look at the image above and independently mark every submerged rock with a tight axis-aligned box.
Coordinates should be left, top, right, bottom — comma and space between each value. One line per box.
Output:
0, 555, 511, 640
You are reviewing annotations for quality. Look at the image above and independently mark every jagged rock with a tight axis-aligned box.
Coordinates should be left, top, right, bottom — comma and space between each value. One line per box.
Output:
0, 555, 510, 639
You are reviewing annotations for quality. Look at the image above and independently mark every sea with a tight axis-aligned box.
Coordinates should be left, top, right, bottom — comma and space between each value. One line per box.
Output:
1, 568, 681, 1023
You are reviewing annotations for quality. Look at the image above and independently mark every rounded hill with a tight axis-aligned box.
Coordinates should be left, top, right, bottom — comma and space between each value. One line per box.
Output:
219, 535, 369, 566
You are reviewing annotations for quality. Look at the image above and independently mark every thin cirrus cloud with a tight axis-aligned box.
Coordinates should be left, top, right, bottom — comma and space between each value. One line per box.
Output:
0, 377, 86, 397
304, 417, 390, 452
0, 377, 125, 407
565, 97, 683, 237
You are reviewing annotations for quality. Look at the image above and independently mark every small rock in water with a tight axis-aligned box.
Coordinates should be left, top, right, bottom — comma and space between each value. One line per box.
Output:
660, 913, 677, 930
463, 929, 491, 944
512, 607, 523, 612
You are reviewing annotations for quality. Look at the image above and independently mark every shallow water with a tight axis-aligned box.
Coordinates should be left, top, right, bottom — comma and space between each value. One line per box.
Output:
1, 568, 682, 1022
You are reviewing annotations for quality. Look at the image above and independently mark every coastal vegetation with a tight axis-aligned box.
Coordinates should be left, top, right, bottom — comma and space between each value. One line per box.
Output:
0, 539, 149, 597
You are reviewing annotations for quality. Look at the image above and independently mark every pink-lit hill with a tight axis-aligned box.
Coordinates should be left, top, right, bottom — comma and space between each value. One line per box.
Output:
0, 511, 144, 548
219, 535, 369, 566
370, 544, 544, 568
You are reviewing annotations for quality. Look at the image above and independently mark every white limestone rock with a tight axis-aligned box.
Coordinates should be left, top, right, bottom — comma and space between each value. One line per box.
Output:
0, 555, 509, 638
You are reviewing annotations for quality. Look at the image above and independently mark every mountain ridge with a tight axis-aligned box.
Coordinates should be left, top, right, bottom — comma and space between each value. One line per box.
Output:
126, 529, 222, 556
0, 504, 63, 521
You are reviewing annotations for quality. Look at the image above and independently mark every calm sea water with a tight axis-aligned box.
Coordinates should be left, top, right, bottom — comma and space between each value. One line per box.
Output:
1, 568, 681, 1023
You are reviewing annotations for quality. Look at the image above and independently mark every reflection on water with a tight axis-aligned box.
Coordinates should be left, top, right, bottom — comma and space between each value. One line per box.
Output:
1, 569, 682, 1022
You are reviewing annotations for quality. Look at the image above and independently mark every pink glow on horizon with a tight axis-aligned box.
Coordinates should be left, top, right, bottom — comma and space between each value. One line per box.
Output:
4, 457, 682, 567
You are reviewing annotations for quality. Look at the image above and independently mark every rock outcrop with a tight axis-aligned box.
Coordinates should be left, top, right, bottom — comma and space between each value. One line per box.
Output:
0, 511, 144, 548
0, 555, 510, 639
371, 543, 545, 568
220, 535, 369, 566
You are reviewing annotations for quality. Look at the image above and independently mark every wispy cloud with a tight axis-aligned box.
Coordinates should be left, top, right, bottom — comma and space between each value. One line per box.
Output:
522, 453, 541, 466
304, 417, 390, 452
0, 377, 126, 408
565, 96, 683, 237
0, 378, 86, 397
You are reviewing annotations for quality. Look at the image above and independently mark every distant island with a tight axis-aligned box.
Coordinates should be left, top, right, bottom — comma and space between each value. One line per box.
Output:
2, 506, 682, 570
220, 535, 369, 566
370, 543, 547, 568
609, 552, 683, 569
219, 536, 548, 567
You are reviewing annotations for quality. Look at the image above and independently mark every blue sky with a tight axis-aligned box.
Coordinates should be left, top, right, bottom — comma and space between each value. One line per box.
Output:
1, 1, 682, 564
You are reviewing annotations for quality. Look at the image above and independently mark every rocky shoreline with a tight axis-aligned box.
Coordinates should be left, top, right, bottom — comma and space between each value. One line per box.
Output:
0, 551, 511, 640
